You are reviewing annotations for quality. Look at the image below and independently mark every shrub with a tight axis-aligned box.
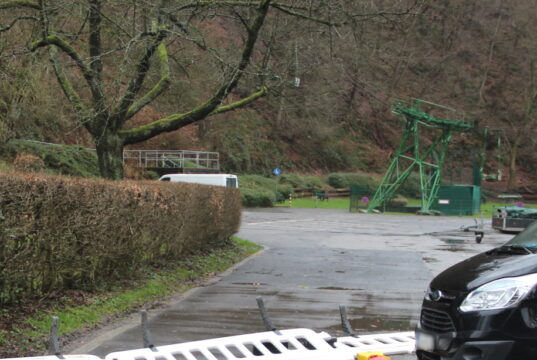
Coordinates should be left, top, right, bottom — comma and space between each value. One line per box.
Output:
0, 171, 241, 305
327, 172, 422, 198
388, 195, 408, 207
12, 153, 45, 171
241, 187, 276, 207
6, 140, 100, 177
303, 175, 325, 190
397, 173, 422, 198
327, 172, 378, 188
239, 174, 276, 189
276, 184, 293, 202
279, 174, 306, 188
239, 175, 278, 206
278, 174, 326, 191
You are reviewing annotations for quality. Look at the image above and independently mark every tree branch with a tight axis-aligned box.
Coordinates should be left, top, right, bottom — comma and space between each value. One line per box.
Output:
121, 86, 267, 145
271, 3, 346, 27
88, 0, 103, 82
125, 43, 171, 120
111, 31, 168, 125
0, 0, 40, 10
120, 0, 272, 145
0, 16, 38, 32
48, 47, 93, 132
29, 35, 104, 103
219, 0, 271, 94
174, 1, 308, 12
210, 86, 268, 116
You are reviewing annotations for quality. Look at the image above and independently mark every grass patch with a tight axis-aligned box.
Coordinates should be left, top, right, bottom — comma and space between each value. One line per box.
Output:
275, 196, 537, 219
276, 197, 350, 210
0, 237, 261, 357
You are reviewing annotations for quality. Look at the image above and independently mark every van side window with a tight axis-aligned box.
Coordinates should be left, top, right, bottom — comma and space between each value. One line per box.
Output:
161, 177, 171, 181
226, 177, 237, 188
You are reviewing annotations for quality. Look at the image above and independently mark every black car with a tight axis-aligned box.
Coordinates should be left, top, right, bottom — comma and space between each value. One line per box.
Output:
416, 221, 537, 360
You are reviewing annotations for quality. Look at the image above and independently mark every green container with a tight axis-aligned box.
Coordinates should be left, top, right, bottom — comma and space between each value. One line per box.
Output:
434, 185, 481, 215
349, 185, 374, 212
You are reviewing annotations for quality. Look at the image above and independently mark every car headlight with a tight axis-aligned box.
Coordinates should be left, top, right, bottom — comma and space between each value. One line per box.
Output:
460, 274, 537, 312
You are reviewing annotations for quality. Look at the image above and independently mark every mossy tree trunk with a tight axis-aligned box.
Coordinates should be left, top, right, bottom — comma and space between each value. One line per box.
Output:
96, 132, 125, 180
506, 136, 519, 191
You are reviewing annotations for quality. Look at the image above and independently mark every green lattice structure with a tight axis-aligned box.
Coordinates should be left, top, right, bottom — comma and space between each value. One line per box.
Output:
367, 99, 473, 214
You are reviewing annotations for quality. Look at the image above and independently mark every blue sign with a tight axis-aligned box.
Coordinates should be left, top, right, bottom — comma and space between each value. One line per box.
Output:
273, 168, 281, 176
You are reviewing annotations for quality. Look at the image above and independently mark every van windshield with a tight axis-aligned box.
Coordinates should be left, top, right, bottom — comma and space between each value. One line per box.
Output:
505, 221, 537, 248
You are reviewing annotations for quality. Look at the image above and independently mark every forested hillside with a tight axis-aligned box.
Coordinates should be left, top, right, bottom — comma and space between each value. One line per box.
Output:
0, 0, 535, 188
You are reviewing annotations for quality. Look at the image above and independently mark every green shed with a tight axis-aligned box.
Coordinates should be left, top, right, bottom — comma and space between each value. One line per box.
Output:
434, 185, 481, 215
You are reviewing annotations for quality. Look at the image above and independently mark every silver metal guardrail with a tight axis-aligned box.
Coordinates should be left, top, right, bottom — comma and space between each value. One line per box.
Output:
122, 150, 219, 170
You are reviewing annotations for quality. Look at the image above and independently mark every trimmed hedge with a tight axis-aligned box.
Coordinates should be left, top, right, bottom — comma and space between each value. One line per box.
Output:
239, 174, 328, 207
0, 171, 241, 305
240, 187, 276, 207
239, 175, 291, 206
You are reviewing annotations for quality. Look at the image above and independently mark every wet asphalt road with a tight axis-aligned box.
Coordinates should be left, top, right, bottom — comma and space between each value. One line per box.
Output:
70, 208, 513, 359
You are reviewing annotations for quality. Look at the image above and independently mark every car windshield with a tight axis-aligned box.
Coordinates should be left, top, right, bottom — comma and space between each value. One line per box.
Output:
505, 221, 537, 248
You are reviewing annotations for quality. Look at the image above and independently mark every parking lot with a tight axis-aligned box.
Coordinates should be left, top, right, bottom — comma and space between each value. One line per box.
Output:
71, 208, 513, 359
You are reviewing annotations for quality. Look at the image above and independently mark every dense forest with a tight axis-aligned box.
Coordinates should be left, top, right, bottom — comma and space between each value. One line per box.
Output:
0, 0, 536, 188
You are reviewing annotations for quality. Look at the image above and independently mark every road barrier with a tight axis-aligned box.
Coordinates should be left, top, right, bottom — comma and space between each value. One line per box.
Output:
2, 299, 415, 360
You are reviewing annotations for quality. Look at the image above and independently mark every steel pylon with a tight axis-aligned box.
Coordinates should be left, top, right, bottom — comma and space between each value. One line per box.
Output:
367, 99, 473, 214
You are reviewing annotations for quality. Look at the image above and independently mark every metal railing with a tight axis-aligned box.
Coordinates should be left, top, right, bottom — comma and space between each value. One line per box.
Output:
122, 150, 219, 170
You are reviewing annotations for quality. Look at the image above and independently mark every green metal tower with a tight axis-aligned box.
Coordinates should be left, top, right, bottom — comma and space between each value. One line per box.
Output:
367, 99, 473, 214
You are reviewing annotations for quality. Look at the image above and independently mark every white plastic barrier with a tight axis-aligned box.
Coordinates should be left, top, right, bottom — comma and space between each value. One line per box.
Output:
104, 329, 415, 360
1, 329, 415, 360
334, 332, 416, 355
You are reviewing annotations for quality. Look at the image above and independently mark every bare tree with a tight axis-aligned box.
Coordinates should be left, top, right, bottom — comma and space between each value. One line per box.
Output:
0, 1, 423, 178
475, 0, 537, 190
26, 0, 272, 179
0, 0, 301, 178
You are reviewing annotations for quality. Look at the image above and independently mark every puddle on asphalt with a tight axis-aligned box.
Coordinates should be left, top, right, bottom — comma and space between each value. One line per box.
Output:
429, 238, 474, 253
440, 238, 466, 244
232, 282, 268, 286
327, 315, 416, 333
317, 287, 363, 291
435, 246, 472, 253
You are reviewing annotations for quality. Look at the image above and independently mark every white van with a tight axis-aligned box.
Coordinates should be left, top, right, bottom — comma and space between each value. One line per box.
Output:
159, 174, 239, 188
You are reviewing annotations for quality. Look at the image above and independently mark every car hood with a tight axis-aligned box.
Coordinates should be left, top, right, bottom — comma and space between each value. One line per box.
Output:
430, 251, 537, 292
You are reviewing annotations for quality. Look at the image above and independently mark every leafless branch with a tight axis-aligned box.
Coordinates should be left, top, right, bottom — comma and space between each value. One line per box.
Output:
0, 16, 38, 32
0, 0, 40, 10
